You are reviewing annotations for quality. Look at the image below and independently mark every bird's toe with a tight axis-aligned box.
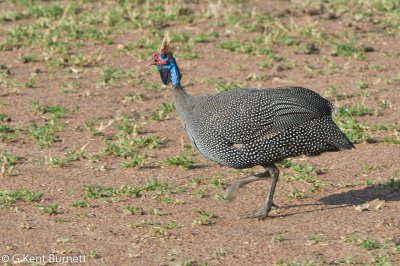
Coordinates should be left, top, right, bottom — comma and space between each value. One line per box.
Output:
271, 202, 280, 209
239, 210, 269, 220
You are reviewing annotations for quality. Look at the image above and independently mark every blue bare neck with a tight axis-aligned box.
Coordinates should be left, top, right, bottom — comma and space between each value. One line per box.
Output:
169, 57, 181, 88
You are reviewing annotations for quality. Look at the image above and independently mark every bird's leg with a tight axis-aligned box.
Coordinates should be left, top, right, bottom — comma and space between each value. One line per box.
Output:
240, 163, 280, 220
225, 171, 270, 201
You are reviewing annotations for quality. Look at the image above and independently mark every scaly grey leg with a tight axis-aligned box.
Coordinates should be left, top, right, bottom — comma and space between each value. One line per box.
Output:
225, 171, 270, 201
240, 163, 280, 220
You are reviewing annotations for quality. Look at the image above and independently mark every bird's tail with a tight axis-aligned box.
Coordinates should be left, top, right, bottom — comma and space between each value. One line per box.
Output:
319, 116, 355, 150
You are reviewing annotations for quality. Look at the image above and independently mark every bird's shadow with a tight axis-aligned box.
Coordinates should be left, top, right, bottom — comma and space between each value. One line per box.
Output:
270, 180, 399, 219
319, 180, 400, 206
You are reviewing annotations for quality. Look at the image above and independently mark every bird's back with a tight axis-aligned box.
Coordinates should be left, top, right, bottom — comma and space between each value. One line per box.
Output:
180, 87, 353, 168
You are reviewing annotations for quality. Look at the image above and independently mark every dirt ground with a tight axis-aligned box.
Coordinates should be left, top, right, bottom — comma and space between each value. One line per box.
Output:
0, 1, 399, 265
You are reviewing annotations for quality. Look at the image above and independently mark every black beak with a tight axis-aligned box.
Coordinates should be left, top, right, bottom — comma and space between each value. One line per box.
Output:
158, 66, 170, 85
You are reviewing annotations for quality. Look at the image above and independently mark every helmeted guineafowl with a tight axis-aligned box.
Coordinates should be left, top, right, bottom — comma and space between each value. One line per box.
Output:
152, 36, 354, 219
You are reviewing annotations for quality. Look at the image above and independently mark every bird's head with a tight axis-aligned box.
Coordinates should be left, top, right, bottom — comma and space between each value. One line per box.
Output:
151, 35, 182, 87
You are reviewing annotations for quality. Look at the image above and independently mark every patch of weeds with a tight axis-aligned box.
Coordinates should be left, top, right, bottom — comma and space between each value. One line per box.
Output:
118, 185, 142, 197
192, 208, 215, 225
72, 199, 89, 208
214, 247, 226, 257
121, 93, 146, 104
99, 67, 138, 87
336, 117, 373, 144
207, 79, 241, 93
105, 134, 162, 157
144, 80, 162, 92
282, 162, 326, 192
219, 39, 282, 61
362, 238, 380, 250
331, 40, 365, 59
365, 178, 374, 187
43, 105, 66, 119
189, 176, 202, 186
31, 100, 42, 113
83, 119, 105, 136
83, 185, 117, 199
171, 32, 190, 42
123, 205, 145, 215
125, 37, 160, 60
160, 153, 195, 169
115, 117, 140, 138
288, 187, 306, 200
25, 73, 37, 88
31, 101, 66, 119
325, 86, 359, 101
343, 234, 363, 246
83, 185, 142, 199
192, 188, 207, 198
371, 122, 399, 132
55, 217, 71, 223
272, 233, 285, 243
145, 178, 174, 195
179, 44, 198, 60
0, 189, 42, 208
209, 175, 226, 189
129, 220, 177, 238
64, 147, 101, 163
193, 33, 208, 43
182, 259, 209, 266
0, 113, 9, 122
307, 234, 324, 245
27, 4, 64, 19
1, 151, 20, 175
380, 176, 400, 191
358, 79, 369, 89
39, 203, 60, 215
18, 54, 39, 63
373, 254, 392, 266
121, 153, 147, 168
158, 196, 185, 204
151, 102, 176, 121
338, 104, 373, 117
275, 258, 315, 266
343, 234, 384, 252
0, 10, 24, 22
28, 121, 60, 148
85, 251, 100, 260
384, 135, 400, 144
99, 67, 124, 87
46, 156, 68, 168
0, 16, 112, 51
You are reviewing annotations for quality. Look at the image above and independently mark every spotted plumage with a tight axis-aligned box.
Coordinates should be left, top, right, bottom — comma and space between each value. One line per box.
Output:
152, 36, 354, 219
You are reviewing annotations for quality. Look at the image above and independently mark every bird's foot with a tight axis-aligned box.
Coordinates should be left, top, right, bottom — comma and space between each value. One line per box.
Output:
239, 202, 278, 220
239, 209, 269, 220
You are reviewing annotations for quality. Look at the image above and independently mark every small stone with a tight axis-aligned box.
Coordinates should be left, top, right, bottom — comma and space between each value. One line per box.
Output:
305, 43, 320, 54
354, 203, 369, 212
306, 8, 322, 16
276, 8, 291, 17
272, 63, 286, 73
323, 12, 337, 20
363, 46, 375, 53
33, 68, 42, 73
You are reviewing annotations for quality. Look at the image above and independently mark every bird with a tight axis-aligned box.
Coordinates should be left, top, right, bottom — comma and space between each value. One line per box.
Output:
151, 35, 354, 219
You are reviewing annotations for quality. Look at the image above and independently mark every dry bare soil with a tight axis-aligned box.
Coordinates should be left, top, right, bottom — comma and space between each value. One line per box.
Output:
0, 1, 399, 265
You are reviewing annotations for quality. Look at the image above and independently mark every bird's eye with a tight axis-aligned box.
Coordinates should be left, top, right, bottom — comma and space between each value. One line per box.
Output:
160, 53, 168, 59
